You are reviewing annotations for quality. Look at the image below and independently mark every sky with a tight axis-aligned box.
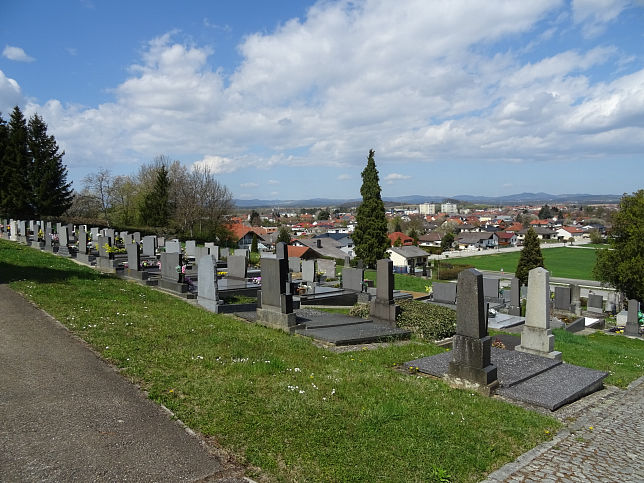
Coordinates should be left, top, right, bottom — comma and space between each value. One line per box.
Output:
1, 0, 644, 201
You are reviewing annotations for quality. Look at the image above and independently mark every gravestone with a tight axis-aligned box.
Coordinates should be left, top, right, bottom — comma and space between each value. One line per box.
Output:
317, 259, 336, 278
220, 247, 230, 259
158, 252, 190, 295
235, 248, 249, 260
142, 236, 157, 257
508, 277, 521, 316
126, 242, 141, 271
483, 278, 500, 301
288, 257, 301, 273
44, 222, 53, 251
624, 299, 641, 337
256, 242, 295, 330
302, 260, 316, 283
132, 232, 141, 244
185, 240, 196, 258
554, 286, 572, 311
77, 226, 88, 254
18, 220, 27, 244
570, 284, 582, 315
57, 225, 72, 257
446, 269, 498, 392
227, 255, 247, 280
97, 235, 111, 258
157, 236, 165, 248
342, 267, 364, 292
9, 220, 18, 241
370, 259, 398, 327
105, 228, 115, 241
194, 246, 210, 262
587, 294, 604, 314
432, 282, 457, 304
165, 240, 181, 254
516, 267, 562, 360
197, 255, 221, 312
205, 243, 219, 260
90, 227, 99, 239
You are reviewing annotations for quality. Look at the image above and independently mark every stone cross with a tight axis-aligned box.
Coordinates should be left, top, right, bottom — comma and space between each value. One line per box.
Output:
447, 268, 498, 389
516, 267, 561, 360
624, 299, 641, 337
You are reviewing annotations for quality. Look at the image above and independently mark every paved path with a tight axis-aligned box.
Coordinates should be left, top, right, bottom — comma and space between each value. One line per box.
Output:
0, 284, 249, 482
484, 376, 644, 482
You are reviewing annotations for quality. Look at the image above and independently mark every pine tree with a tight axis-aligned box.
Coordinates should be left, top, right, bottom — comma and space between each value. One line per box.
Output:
515, 227, 545, 285
28, 114, 73, 217
251, 232, 259, 253
3, 106, 33, 218
141, 165, 171, 226
352, 149, 389, 268
409, 227, 419, 246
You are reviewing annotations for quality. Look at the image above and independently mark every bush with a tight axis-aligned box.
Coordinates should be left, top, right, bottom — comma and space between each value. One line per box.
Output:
437, 263, 474, 280
349, 300, 456, 341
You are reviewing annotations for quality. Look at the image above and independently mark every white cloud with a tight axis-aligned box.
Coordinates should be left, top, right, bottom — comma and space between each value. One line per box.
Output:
240, 182, 259, 188
571, 0, 630, 36
17, 0, 644, 193
2, 45, 35, 62
384, 173, 411, 184
268, 179, 280, 184
0, 70, 23, 114
192, 155, 239, 174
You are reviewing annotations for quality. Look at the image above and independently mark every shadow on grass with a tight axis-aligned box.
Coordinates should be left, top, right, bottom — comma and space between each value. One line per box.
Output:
0, 260, 100, 285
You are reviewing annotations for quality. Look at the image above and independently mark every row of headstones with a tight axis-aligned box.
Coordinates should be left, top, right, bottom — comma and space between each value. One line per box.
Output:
433, 278, 512, 305
287, 258, 337, 283
553, 285, 620, 314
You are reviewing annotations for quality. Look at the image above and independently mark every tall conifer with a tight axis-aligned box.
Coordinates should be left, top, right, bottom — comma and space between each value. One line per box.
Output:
3, 106, 33, 218
515, 227, 545, 285
352, 149, 389, 268
0, 113, 8, 215
28, 114, 73, 217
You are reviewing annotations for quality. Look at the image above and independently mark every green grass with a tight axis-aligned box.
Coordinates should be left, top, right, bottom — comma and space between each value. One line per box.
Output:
364, 269, 432, 293
450, 247, 598, 280
553, 329, 644, 388
1, 240, 561, 482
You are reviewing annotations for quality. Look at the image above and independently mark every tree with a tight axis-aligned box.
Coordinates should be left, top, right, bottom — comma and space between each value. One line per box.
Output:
589, 229, 603, 244
0, 112, 9, 215
251, 232, 259, 253
317, 209, 330, 221
594, 190, 644, 301
408, 227, 419, 246
538, 204, 553, 219
276, 225, 291, 245
440, 232, 454, 252
392, 216, 403, 233
140, 165, 170, 226
249, 210, 261, 226
352, 149, 390, 268
83, 168, 113, 221
2, 106, 33, 218
28, 114, 73, 217
515, 227, 545, 285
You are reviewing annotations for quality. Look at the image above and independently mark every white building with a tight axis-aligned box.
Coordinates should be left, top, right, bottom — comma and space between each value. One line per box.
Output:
441, 202, 458, 214
419, 203, 436, 215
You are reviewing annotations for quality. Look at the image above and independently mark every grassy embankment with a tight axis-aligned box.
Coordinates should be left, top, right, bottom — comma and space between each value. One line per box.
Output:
1, 239, 561, 482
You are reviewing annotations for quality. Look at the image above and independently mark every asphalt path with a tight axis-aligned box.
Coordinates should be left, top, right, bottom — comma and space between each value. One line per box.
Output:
0, 284, 249, 482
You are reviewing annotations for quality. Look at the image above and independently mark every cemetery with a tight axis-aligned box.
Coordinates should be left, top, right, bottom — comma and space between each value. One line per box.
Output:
1, 219, 643, 481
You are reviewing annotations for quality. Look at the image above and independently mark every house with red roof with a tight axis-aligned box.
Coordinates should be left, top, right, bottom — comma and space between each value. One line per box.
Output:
225, 223, 266, 249
388, 231, 413, 246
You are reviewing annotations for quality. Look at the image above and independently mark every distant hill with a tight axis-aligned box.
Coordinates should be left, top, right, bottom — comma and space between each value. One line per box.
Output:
233, 192, 621, 208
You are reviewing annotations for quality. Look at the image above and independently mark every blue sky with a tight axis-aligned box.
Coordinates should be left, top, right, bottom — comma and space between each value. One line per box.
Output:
1, 0, 643, 200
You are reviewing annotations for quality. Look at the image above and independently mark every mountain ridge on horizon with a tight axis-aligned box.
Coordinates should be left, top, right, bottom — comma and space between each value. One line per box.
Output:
233, 192, 622, 208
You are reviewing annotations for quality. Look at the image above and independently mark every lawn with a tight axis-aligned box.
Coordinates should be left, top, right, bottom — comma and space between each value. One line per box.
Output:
364, 269, 431, 293
0, 240, 558, 482
450, 247, 598, 280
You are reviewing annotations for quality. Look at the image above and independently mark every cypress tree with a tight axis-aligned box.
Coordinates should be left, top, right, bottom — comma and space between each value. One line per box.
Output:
3, 106, 33, 218
28, 114, 73, 217
352, 149, 389, 268
276, 225, 291, 245
251, 232, 259, 253
515, 227, 545, 285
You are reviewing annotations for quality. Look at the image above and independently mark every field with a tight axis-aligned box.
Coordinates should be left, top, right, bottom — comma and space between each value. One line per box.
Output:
450, 247, 598, 280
